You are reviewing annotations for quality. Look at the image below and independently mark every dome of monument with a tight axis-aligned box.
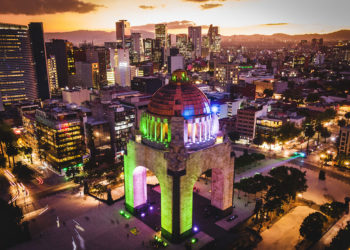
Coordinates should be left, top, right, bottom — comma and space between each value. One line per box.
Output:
147, 70, 211, 118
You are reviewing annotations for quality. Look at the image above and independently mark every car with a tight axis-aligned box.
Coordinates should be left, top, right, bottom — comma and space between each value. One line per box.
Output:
226, 215, 238, 222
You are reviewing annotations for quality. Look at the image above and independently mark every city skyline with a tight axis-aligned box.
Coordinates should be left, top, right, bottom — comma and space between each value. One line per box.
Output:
1, 0, 350, 35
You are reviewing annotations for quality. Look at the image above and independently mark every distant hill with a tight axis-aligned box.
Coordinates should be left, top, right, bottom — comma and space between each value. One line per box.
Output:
222, 30, 350, 42
45, 29, 350, 46
45, 30, 154, 45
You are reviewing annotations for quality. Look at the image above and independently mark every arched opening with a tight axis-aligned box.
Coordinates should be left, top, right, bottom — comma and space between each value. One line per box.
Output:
192, 168, 225, 209
132, 166, 160, 209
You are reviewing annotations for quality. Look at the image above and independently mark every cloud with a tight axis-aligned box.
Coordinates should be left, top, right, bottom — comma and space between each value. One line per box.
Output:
263, 23, 289, 26
184, 0, 226, 2
0, 0, 103, 15
184, 0, 212, 2
139, 5, 156, 10
200, 3, 223, 9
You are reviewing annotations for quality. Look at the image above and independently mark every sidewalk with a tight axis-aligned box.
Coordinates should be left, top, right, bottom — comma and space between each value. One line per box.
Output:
312, 211, 350, 250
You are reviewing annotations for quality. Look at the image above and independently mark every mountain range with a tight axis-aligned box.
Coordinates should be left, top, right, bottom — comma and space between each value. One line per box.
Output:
44, 29, 350, 46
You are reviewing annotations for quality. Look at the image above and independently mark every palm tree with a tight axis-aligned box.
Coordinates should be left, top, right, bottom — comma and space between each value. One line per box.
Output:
304, 125, 315, 154
321, 127, 331, 143
0, 155, 6, 168
0, 124, 15, 156
337, 119, 346, 127
6, 145, 18, 168
315, 123, 323, 146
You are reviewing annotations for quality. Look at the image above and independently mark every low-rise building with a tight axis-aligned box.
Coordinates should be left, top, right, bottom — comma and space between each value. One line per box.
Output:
35, 106, 85, 172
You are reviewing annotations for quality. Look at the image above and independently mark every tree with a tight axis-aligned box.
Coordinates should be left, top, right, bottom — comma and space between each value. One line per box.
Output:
320, 201, 346, 219
267, 166, 308, 200
299, 212, 328, 242
265, 135, 275, 150
6, 145, 19, 168
0, 175, 10, 197
228, 131, 240, 143
278, 122, 301, 147
318, 109, 337, 122
0, 155, 6, 168
338, 119, 346, 127
263, 88, 273, 98
253, 133, 264, 146
0, 198, 28, 248
0, 123, 15, 156
304, 124, 315, 154
65, 166, 80, 179
327, 221, 350, 250
12, 162, 35, 182
321, 127, 331, 143
306, 93, 320, 103
315, 123, 323, 146
345, 112, 350, 125
23, 147, 33, 164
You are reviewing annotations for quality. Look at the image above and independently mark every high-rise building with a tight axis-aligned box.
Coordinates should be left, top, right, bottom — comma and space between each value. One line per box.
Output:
28, 22, 50, 100
207, 24, 221, 53
47, 55, 59, 94
45, 39, 69, 88
155, 24, 167, 48
0, 23, 37, 105
130, 33, 144, 63
75, 61, 99, 89
188, 26, 202, 58
113, 49, 131, 87
116, 20, 131, 49
143, 38, 153, 61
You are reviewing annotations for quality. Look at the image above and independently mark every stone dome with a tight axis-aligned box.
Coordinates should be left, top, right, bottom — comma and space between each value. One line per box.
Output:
147, 70, 211, 119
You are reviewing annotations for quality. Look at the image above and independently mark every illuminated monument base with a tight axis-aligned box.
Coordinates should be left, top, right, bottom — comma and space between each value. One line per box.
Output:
124, 117, 234, 243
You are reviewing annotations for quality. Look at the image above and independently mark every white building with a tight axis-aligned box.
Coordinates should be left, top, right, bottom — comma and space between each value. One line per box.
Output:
168, 55, 184, 73
113, 48, 131, 87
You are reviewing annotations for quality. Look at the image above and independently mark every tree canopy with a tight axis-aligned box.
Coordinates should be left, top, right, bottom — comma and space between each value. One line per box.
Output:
300, 212, 328, 242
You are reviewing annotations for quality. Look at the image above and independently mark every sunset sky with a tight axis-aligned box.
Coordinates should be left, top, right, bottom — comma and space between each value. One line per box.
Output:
1, 0, 350, 35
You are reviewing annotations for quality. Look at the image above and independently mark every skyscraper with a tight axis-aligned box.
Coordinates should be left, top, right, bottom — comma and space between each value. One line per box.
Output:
45, 39, 68, 88
116, 20, 131, 49
47, 55, 58, 93
155, 24, 167, 48
130, 33, 144, 63
28, 22, 50, 100
207, 24, 221, 53
188, 26, 202, 58
112, 48, 131, 87
0, 23, 37, 105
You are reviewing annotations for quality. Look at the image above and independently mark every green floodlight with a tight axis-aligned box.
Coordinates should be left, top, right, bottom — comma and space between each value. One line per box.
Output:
191, 238, 198, 244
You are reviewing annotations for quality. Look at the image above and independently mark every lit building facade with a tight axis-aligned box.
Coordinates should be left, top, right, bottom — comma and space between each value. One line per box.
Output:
188, 26, 202, 58
35, 107, 85, 172
339, 126, 350, 156
0, 23, 38, 105
116, 20, 131, 49
214, 63, 239, 85
124, 70, 234, 242
47, 55, 59, 94
256, 116, 283, 138
155, 24, 168, 48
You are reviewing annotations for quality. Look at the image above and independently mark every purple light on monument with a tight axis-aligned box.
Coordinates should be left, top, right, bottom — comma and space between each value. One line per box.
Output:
193, 226, 198, 232
141, 213, 146, 217
149, 206, 154, 211
133, 166, 147, 207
